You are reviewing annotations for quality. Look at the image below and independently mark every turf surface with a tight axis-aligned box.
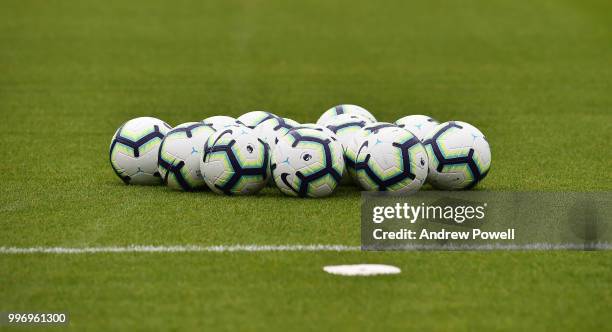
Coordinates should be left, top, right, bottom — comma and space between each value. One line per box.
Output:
1, 0, 611, 330
2, 253, 611, 330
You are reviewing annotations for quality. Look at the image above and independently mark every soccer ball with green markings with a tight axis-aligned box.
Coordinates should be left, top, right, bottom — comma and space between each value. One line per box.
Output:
422, 121, 491, 190
237, 111, 279, 129
202, 115, 239, 131
345, 122, 398, 181
316, 104, 376, 126
395, 115, 439, 142
109, 117, 172, 185
200, 125, 270, 195
325, 114, 372, 183
325, 114, 371, 149
291, 123, 338, 141
355, 127, 428, 193
271, 127, 344, 198
157, 122, 216, 191
253, 117, 300, 151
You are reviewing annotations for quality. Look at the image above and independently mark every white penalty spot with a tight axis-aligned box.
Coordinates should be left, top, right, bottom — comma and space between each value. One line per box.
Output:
323, 264, 401, 276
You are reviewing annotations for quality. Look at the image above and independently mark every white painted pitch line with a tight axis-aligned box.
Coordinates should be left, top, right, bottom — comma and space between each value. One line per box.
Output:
364, 243, 612, 250
0, 244, 361, 254
0, 243, 610, 254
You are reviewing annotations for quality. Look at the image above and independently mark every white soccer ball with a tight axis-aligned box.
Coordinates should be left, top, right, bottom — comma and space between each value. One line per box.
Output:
157, 122, 216, 191
202, 115, 239, 131
253, 117, 300, 151
266, 122, 336, 188
344, 122, 398, 180
316, 104, 376, 126
109, 117, 171, 185
200, 125, 270, 195
291, 123, 338, 141
395, 115, 440, 141
355, 127, 428, 193
272, 127, 344, 198
237, 111, 279, 129
325, 114, 371, 149
422, 121, 491, 190
324, 114, 372, 183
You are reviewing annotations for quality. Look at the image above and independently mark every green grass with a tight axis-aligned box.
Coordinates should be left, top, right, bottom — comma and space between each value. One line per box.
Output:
1, 0, 611, 330
2, 253, 611, 330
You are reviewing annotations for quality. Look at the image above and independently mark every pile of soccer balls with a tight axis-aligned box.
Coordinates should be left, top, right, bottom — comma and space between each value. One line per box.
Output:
109, 105, 491, 197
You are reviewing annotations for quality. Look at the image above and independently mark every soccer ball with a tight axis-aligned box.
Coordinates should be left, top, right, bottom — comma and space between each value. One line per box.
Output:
291, 123, 338, 141
109, 117, 171, 185
268, 122, 336, 189
325, 114, 372, 183
325, 114, 371, 148
272, 127, 344, 198
202, 115, 239, 131
200, 125, 269, 195
253, 117, 300, 151
316, 104, 376, 126
237, 111, 279, 129
355, 127, 428, 193
157, 122, 216, 191
395, 115, 439, 141
344, 122, 398, 180
422, 121, 491, 190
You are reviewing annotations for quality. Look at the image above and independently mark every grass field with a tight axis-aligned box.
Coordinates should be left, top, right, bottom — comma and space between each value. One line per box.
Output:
1, 0, 611, 330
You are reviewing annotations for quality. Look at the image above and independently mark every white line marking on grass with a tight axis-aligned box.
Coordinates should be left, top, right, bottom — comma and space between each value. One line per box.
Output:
0, 243, 610, 254
367, 243, 612, 250
0, 244, 361, 254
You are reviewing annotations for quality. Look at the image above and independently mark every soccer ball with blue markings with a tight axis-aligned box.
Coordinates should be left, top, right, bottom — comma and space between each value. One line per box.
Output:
157, 122, 216, 191
395, 115, 439, 141
271, 127, 344, 198
200, 125, 270, 195
325, 114, 373, 183
291, 123, 338, 139
202, 115, 240, 131
345, 122, 398, 181
316, 104, 376, 126
355, 127, 428, 193
237, 111, 279, 129
422, 121, 491, 190
109, 117, 172, 185
325, 114, 372, 149
253, 116, 300, 151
